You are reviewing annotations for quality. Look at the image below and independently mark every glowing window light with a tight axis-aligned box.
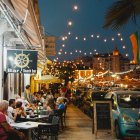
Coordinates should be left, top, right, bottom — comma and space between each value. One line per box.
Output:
58, 52, 61, 55
70, 52, 73, 55
90, 52, 92, 55
65, 36, 68, 39
79, 50, 82, 53
91, 34, 94, 38
104, 39, 107, 42
65, 52, 67, 54
94, 49, 97, 52
75, 50, 78, 52
120, 38, 123, 41
112, 38, 114, 41
84, 53, 87, 55
68, 32, 71, 35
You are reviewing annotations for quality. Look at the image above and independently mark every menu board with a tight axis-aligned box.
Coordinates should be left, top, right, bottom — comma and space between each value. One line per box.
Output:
93, 100, 113, 138
96, 103, 111, 129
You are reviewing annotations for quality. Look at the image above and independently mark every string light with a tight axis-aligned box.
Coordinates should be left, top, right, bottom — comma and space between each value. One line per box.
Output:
62, 37, 65, 41
59, 31, 130, 61
123, 45, 126, 49
104, 39, 107, 42
62, 44, 65, 47
83, 37, 86, 41
68, 32, 71, 35
111, 38, 114, 41
117, 33, 121, 36
58, 52, 61, 55
56, 3, 132, 64
75, 36, 78, 40
68, 21, 73, 26
73, 5, 78, 11
96, 35, 100, 38
126, 53, 129, 57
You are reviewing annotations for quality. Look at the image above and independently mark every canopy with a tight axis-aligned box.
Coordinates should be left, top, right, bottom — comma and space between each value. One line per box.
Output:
35, 75, 60, 83
2, 0, 42, 47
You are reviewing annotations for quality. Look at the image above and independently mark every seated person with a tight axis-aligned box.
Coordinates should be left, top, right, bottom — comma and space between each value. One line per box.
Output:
43, 98, 56, 115
7, 99, 17, 123
57, 97, 65, 110
0, 100, 25, 140
15, 101, 27, 122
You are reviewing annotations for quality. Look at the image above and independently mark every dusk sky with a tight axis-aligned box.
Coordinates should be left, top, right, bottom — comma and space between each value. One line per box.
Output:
38, 0, 140, 61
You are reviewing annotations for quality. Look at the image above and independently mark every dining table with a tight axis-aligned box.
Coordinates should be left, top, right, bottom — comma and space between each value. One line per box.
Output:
11, 121, 51, 140
23, 114, 49, 122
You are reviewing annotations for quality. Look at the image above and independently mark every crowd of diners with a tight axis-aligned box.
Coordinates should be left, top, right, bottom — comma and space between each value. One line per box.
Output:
0, 84, 70, 140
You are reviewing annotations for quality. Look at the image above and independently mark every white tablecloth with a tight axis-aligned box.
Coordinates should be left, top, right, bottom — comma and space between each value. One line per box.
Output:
11, 121, 47, 129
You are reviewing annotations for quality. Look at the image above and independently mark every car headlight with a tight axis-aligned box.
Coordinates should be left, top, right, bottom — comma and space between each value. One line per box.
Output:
122, 114, 133, 122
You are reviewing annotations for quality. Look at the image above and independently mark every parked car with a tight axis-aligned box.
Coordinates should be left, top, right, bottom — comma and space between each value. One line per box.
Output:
105, 91, 140, 139
91, 91, 108, 101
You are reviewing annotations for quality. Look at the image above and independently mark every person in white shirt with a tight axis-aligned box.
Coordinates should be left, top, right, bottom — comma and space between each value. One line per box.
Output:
7, 99, 17, 123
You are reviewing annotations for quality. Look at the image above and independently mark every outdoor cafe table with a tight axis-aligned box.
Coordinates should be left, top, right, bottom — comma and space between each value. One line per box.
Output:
22, 114, 49, 122
11, 121, 51, 140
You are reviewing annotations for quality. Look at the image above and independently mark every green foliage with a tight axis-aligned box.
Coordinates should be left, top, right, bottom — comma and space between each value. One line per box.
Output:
57, 63, 75, 86
104, 0, 140, 29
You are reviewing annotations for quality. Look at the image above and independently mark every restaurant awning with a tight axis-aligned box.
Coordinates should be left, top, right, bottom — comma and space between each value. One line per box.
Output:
34, 75, 60, 83
0, 0, 44, 54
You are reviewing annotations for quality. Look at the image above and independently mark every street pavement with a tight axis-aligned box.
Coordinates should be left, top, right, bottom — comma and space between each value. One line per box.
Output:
59, 104, 115, 140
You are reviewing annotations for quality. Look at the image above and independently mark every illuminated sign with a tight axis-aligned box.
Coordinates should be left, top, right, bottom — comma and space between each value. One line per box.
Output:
6, 49, 38, 73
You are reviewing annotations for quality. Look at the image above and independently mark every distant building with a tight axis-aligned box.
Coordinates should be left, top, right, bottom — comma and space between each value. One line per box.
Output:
92, 48, 130, 73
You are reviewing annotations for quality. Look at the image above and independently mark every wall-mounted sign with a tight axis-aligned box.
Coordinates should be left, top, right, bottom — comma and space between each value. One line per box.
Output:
6, 49, 38, 73
45, 36, 56, 56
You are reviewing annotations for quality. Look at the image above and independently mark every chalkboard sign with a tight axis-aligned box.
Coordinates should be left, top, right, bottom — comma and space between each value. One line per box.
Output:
93, 100, 113, 138
96, 103, 111, 129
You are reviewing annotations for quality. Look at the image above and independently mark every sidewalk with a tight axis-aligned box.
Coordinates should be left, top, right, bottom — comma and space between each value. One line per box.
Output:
59, 104, 115, 140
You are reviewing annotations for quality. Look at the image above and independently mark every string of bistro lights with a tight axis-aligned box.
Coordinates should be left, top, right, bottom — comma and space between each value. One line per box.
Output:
57, 32, 129, 57
53, 4, 130, 60
51, 4, 139, 77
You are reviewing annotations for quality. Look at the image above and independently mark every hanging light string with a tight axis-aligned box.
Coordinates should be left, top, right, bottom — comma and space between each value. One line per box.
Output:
58, 32, 130, 58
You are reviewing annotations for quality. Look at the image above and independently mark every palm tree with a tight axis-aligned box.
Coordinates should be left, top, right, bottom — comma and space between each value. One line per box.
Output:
103, 0, 140, 29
